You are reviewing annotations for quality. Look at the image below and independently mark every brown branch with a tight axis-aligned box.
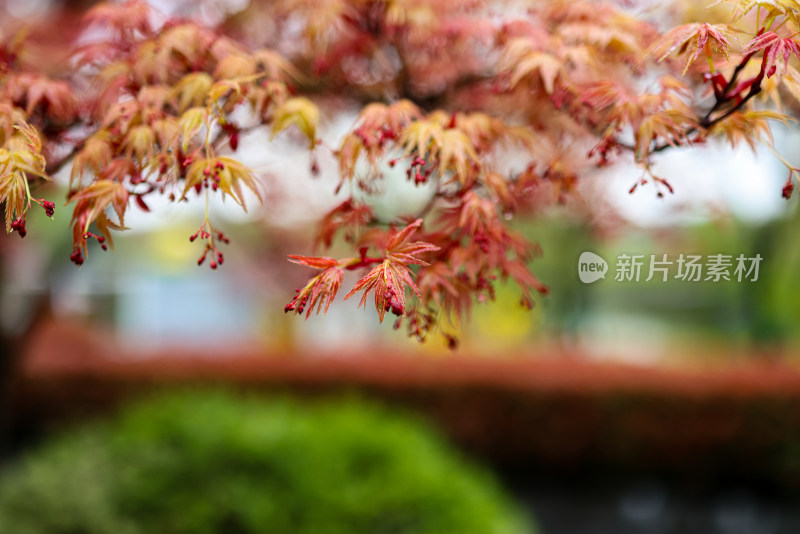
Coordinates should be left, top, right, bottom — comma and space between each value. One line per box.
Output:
44, 143, 82, 176
615, 53, 763, 157
702, 52, 756, 123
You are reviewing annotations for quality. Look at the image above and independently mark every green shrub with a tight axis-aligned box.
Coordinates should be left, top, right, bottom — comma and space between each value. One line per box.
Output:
0, 390, 536, 534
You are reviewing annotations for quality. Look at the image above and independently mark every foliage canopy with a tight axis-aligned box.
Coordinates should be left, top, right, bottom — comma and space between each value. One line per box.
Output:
1, 0, 799, 342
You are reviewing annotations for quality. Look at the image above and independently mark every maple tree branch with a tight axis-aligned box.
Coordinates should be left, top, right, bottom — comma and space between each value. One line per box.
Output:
45, 143, 82, 176
700, 53, 763, 129
410, 73, 497, 111
701, 84, 763, 129
40, 117, 93, 176
615, 53, 764, 157
344, 254, 383, 270
702, 52, 756, 122
210, 122, 264, 152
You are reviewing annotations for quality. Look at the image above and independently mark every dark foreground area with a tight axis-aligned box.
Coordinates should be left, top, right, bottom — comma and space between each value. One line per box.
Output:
5, 320, 800, 534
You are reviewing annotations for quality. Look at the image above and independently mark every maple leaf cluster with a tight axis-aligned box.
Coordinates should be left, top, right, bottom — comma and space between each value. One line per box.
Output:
2, 0, 800, 345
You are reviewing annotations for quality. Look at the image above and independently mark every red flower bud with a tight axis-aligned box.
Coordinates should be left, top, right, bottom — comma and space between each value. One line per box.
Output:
390, 300, 404, 316
70, 248, 84, 266
135, 196, 150, 212
10, 216, 26, 238
41, 200, 55, 217
783, 178, 794, 199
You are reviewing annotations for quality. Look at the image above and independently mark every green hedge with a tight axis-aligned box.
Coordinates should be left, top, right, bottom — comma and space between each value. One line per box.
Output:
0, 390, 535, 534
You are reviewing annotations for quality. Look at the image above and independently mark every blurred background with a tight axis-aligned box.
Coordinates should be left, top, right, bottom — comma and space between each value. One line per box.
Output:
3, 0, 800, 533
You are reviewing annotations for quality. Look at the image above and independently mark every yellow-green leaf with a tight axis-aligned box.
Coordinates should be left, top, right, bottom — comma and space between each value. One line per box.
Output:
271, 97, 319, 148
178, 107, 207, 152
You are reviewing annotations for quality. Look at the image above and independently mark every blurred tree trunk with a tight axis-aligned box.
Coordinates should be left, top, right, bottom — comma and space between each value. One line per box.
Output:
0, 329, 19, 451
0, 300, 52, 458
0, 255, 15, 457
0, 261, 50, 458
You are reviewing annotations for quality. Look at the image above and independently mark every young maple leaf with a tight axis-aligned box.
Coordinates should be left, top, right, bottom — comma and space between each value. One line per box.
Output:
358, 100, 422, 135
580, 80, 633, 110
178, 107, 207, 152
182, 157, 262, 210
399, 119, 444, 161
336, 100, 423, 182
511, 50, 562, 94
579, 80, 652, 131
649, 23, 738, 75
84, 0, 152, 37
385, 218, 440, 266
20, 76, 77, 123
344, 260, 418, 323
344, 219, 439, 322
213, 54, 257, 81
501, 37, 563, 94
174, 73, 214, 113
285, 255, 344, 318
635, 108, 699, 162
0, 123, 51, 233
0, 159, 29, 233
122, 125, 156, 162
732, 1, 800, 29
709, 109, 791, 149
252, 49, 307, 84
68, 180, 129, 261
438, 129, 480, 182
415, 261, 473, 320
315, 199, 373, 249
270, 97, 319, 149
69, 181, 129, 229
503, 258, 549, 310
740, 32, 800, 78
454, 112, 507, 153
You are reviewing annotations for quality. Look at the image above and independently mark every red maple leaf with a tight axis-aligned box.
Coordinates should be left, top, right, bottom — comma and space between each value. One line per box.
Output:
741, 32, 800, 78
315, 199, 373, 249
284, 255, 344, 318
344, 219, 439, 322
385, 218, 440, 265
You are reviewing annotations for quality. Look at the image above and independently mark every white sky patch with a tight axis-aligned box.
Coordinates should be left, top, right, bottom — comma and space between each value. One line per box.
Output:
6, 0, 51, 19
352, 149, 438, 223
244, 111, 354, 230
592, 136, 790, 227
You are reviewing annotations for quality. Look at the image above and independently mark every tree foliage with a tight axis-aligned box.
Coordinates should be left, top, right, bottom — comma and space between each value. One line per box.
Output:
1, 0, 799, 344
